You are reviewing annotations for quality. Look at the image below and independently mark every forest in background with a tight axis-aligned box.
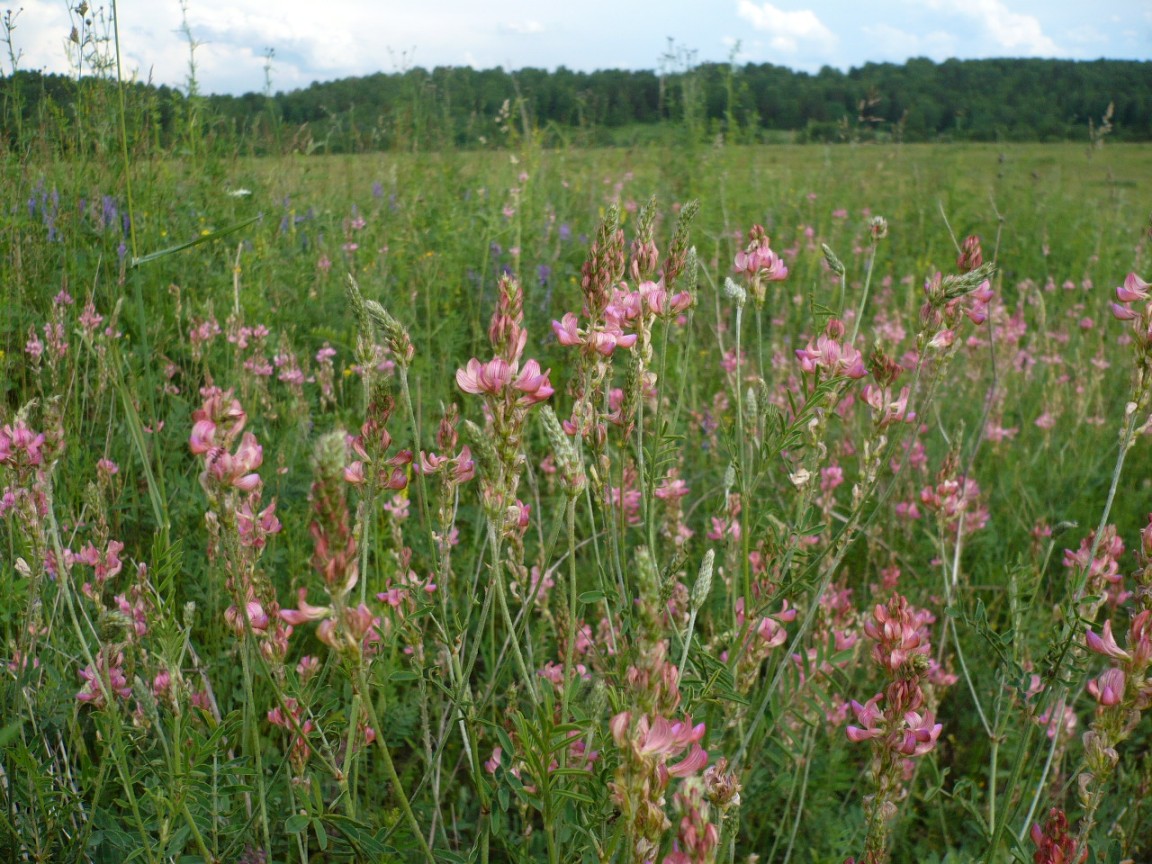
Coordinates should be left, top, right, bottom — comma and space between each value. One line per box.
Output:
1, 55, 1149, 155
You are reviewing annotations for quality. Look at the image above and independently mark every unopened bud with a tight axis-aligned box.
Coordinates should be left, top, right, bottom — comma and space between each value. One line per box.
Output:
684, 246, 699, 297
723, 462, 736, 494
692, 549, 715, 611
364, 300, 415, 366
723, 277, 746, 307
957, 235, 983, 272
539, 406, 585, 496
821, 244, 846, 279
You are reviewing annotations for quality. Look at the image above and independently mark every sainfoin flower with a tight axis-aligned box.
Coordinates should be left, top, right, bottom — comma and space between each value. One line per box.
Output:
1086, 668, 1126, 706
611, 711, 708, 778
457, 350, 552, 406
76, 650, 132, 708
795, 320, 867, 379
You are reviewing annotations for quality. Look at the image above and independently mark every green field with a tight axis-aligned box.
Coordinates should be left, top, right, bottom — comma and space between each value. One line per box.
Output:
3, 137, 1152, 864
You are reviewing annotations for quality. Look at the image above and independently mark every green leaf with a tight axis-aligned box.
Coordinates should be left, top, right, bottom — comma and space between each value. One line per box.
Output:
325, 815, 398, 857
285, 813, 310, 834
553, 788, 596, 804
0, 720, 21, 748
312, 817, 328, 851
578, 590, 606, 604
129, 214, 262, 268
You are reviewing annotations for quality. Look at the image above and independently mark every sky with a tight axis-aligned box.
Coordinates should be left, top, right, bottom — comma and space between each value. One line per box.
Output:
8, 0, 1152, 96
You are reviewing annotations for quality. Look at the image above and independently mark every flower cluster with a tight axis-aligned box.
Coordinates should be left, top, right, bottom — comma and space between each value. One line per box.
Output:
1110, 273, 1151, 356
1029, 808, 1086, 864
190, 388, 263, 494
796, 318, 867, 380
0, 420, 46, 472
458, 274, 553, 523
609, 710, 710, 863
733, 223, 788, 306
918, 266, 995, 349
846, 594, 944, 864
344, 390, 413, 491
189, 388, 285, 654
1064, 525, 1127, 610
459, 274, 554, 407
76, 648, 133, 709
280, 431, 382, 657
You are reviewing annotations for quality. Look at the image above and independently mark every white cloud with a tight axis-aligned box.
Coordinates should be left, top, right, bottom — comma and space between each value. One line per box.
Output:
861, 23, 956, 61
926, 0, 1060, 55
735, 1, 837, 54
499, 20, 545, 35
861, 24, 921, 57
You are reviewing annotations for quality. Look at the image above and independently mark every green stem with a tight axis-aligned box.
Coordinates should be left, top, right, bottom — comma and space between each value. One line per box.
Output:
341, 692, 361, 818
849, 240, 879, 345
487, 522, 540, 707
358, 668, 436, 864
562, 496, 579, 724
240, 637, 272, 856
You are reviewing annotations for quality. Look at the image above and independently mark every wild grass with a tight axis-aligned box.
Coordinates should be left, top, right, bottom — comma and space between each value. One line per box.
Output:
2, 94, 1152, 864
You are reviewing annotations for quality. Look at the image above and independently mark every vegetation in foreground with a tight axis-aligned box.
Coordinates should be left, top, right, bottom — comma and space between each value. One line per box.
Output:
3, 64, 1152, 863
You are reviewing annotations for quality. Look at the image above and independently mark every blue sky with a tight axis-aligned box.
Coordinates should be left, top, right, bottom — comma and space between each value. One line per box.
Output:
11, 0, 1152, 95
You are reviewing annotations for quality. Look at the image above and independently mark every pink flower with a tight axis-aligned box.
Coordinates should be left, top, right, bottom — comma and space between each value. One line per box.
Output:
1086, 667, 1125, 706
552, 313, 582, 346
279, 588, 332, 625
226, 600, 270, 635
1116, 272, 1150, 303
456, 357, 512, 395
1086, 620, 1129, 661
846, 694, 885, 742
795, 332, 867, 379
237, 498, 282, 548
484, 746, 503, 774
76, 650, 133, 707
666, 743, 709, 778
512, 359, 554, 403
897, 711, 942, 756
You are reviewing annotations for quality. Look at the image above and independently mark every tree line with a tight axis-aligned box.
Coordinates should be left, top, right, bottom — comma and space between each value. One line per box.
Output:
1, 56, 1149, 154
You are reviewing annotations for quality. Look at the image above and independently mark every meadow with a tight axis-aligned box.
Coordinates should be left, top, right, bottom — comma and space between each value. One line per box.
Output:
3, 130, 1152, 864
